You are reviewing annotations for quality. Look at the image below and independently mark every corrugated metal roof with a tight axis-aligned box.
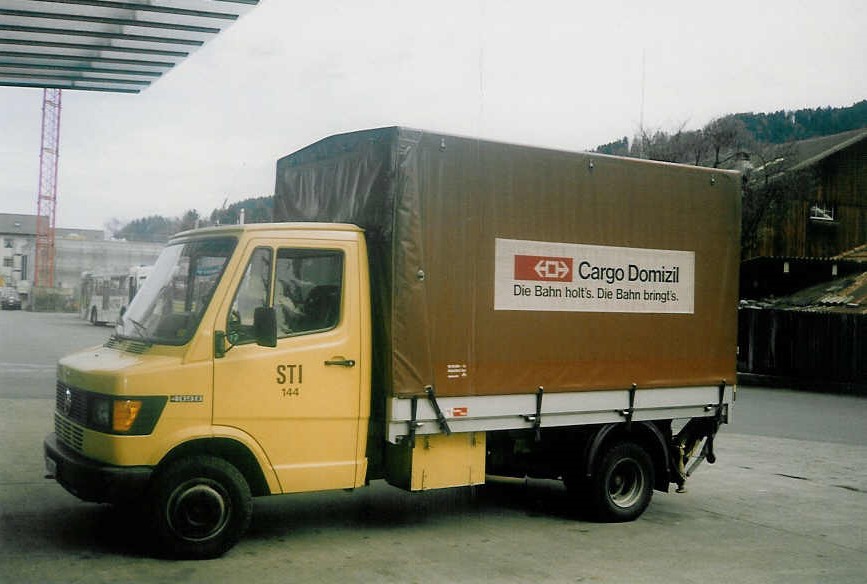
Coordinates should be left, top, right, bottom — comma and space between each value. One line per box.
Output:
743, 255, 860, 264
1, 212, 103, 239
752, 128, 867, 177
789, 129, 867, 171
0, 212, 35, 233
741, 271, 867, 315
0, 0, 258, 93
836, 243, 867, 262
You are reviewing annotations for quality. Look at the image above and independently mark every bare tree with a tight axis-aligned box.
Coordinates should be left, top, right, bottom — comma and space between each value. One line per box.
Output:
704, 116, 750, 167
740, 141, 808, 257
632, 123, 710, 166
103, 217, 124, 240
681, 129, 709, 166
178, 209, 201, 232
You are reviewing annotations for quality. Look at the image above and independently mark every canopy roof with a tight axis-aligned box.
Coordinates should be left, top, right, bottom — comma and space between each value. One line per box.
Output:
0, 0, 258, 93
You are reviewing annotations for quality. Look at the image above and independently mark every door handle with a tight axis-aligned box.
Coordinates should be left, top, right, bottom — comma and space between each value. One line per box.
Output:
324, 358, 356, 367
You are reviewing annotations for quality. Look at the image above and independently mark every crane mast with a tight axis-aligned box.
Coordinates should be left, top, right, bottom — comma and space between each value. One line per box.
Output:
34, 88, 62, 288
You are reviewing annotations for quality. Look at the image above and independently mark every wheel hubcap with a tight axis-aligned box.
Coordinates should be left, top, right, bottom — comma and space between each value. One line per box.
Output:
167, 480, 231, 542
607, 458, 645, 509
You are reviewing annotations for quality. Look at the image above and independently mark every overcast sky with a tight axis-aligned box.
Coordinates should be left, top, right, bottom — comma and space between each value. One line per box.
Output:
1, 0, 866, 231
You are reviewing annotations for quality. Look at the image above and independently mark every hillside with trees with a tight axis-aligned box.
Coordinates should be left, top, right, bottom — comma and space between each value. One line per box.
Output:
110, 196, 273, 243
594, 100, 867, 165
733, 100, 867, 144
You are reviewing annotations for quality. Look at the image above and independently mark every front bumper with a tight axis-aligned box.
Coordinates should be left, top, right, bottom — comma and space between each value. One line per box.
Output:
44, 432, 153, 504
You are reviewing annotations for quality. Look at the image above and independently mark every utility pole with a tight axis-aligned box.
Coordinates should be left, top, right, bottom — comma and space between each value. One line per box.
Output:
34, 88, 62, 288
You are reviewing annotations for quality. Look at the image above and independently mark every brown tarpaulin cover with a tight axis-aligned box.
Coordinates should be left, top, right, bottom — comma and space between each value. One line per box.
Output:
274, 127, 740, 398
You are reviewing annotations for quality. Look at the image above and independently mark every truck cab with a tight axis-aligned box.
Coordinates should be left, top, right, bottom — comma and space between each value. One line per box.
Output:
45, 223, 372, 558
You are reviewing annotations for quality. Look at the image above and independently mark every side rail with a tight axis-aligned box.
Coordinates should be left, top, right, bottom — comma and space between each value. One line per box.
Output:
387, 383, 734, 444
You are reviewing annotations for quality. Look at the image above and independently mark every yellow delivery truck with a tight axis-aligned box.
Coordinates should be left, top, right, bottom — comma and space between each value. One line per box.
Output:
45, 128, 740, 558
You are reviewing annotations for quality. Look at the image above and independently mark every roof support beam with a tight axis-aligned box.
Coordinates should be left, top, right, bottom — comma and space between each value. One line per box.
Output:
0, 0, 259, 93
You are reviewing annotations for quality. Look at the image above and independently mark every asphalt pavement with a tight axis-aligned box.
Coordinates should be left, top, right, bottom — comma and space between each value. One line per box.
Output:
728, 384, 867, 446
0, 310, 111, 399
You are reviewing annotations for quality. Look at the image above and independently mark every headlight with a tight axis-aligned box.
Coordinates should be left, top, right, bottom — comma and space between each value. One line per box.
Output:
90, 398, 112, 429
85, 394, 166, 435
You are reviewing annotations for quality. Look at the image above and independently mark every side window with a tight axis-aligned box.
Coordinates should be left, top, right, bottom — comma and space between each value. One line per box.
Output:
275, 249, 343, 337
227, 247, 273, 345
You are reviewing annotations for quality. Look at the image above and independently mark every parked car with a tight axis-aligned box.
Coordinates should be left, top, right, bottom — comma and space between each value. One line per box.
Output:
0, 288, 22, 310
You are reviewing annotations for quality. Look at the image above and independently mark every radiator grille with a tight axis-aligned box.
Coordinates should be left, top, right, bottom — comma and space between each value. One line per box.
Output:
55, 413, 84, 452
56, 381, 87, 424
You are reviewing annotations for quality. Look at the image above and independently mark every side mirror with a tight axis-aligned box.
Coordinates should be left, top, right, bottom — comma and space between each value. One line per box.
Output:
253, 306, 277, 348
214, 330, 227, 358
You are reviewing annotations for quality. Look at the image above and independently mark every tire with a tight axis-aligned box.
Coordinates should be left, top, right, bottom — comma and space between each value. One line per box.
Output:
150, 455, 252, 559
588, 441, 654, 522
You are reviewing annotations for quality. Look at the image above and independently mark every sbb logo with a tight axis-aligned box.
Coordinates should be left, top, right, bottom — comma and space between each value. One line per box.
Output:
514, 255, 573, 282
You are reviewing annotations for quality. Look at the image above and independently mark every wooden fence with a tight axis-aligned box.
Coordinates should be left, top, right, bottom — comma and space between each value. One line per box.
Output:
738, 308, 866, 393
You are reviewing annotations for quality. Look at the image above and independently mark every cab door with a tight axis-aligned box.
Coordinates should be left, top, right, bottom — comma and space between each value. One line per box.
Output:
212, 240, 364, 493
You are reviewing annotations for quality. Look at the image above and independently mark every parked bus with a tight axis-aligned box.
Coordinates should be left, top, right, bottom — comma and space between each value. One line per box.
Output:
127, 265, 152, 304
80, 266, 152, 325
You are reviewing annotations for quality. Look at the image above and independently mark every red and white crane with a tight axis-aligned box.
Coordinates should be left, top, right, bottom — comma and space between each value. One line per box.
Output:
34, 88, 61, 288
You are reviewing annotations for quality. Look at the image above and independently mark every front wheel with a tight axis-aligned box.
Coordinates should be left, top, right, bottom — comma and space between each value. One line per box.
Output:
150, 455, 252, 559
588, 441, 654, 522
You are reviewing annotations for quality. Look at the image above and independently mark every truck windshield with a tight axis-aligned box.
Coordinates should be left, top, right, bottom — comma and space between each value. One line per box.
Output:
116, 237, 237, 345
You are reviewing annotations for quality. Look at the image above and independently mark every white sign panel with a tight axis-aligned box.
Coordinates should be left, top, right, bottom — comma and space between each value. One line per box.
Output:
494, 238, 695, 314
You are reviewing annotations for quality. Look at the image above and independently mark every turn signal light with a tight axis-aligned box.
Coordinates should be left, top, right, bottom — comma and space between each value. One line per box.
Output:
113, 400, 143, 432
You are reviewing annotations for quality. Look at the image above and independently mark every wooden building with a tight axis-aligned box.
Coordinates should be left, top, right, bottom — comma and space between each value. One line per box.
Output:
746, 129, 867, 260
738, 130, 866, 393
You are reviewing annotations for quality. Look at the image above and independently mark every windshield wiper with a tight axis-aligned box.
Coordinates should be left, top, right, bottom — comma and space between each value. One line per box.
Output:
126, 316, 151, 342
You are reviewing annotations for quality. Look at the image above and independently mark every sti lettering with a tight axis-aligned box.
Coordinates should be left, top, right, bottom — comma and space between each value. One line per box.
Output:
276, 364, 303, 385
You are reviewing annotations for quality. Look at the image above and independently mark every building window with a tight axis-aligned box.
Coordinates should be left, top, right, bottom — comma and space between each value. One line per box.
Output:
2, 257, 13, 268
3, 238, 13, 249
810, 203, 836, 222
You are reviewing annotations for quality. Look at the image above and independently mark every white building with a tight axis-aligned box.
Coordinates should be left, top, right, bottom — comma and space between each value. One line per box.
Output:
0, 213, 163, 303
1, 215, 31, 289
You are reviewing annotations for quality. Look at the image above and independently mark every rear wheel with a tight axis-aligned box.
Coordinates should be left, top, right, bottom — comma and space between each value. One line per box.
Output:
150, 455, 252, 559
588, 441, 654, 522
